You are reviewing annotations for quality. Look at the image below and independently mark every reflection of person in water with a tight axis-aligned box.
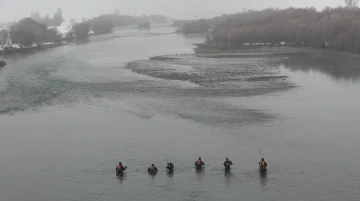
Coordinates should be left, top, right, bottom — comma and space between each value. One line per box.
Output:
224, 169, 233, 189
259, 168, 268, 189
195, 164, 205, 180
116, 172, 127, 184
167, 169, 174, 178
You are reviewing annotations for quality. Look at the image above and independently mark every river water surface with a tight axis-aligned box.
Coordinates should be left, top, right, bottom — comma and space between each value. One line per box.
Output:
0, 24, 360, 201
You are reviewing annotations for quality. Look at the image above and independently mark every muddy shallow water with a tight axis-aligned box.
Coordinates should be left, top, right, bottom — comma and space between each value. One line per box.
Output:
0, 24, 360, 201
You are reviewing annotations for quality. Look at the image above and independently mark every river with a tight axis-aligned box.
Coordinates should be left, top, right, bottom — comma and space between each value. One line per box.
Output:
0, 23, 359, 201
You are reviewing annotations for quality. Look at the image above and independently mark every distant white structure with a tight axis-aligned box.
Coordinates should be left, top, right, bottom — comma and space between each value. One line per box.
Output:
50, 21, 95, 37
57, 21, 72, 35
49, 21, 72, 38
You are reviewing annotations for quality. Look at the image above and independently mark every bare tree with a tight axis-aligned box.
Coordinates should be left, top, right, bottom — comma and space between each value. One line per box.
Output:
345, 0, 359, 9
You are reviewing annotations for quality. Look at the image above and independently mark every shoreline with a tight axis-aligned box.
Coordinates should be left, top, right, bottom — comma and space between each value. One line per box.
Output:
0, 42, 69, 56
193, 44, 360, 58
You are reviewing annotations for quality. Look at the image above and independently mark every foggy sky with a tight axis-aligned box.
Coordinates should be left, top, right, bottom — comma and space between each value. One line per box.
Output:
0, 0, 344, 22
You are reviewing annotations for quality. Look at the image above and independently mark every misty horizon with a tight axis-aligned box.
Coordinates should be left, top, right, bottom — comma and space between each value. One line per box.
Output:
0, 0, 345, 22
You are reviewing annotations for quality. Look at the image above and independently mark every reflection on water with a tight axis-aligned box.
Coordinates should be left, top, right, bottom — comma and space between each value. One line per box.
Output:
281, 52, 360, 81
224, 170, 234, 189
166, 170, 174, 178
182, 33, 207, 40
116, 172, 127, 184
259, 169, 268, 189
148, 172, 157, 178
74, 38, 90, 45
195, 168, 205, 180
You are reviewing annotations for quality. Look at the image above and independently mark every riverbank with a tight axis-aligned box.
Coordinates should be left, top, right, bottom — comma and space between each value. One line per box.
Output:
194, 43, 360, 55
0, 42, 68, 56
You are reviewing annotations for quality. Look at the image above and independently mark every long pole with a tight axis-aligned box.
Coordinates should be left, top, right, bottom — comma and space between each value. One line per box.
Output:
258, 147, 263, 158
164, 154, 168, 162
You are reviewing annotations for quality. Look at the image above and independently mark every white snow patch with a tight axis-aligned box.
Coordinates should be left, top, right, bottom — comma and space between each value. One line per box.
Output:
48, 21, 72, 37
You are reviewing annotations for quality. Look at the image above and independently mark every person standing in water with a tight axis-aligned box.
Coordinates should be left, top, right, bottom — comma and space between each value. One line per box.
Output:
195, 157, 205, 169
223, 158, 233, 171
259, 158, 267, 170
148, 164, 158, 173
116, 162, 127, 173
166, 162, 174, 171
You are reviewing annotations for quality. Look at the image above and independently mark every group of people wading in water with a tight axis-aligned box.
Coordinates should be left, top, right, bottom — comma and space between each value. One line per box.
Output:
116, 157, 267, 174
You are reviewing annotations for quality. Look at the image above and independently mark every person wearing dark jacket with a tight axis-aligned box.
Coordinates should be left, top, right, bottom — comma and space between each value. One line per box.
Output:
166, 163, 174, 171
223, 158, 233, 170
116, 162, 127, 173
148, 164, 158, 173
195, 157, 205, 169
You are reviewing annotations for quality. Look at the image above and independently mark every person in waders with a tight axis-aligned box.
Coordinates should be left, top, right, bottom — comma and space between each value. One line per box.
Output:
166, 163, 174, 171
224, 158, 233, 171
148, 164, 158, 173
259, 158, 267, 171
195, 157, 205, 169
116, 162, 127, 174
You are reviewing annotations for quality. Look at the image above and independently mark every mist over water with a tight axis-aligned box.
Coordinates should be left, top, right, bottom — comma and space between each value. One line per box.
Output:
1, 24, 360, 201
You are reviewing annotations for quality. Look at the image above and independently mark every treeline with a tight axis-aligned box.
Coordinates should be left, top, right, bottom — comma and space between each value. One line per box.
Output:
0, 15, 110, 50
30, 8, 64, 27
28, 8, 167, 39
106, 14, 166, 26
182, 2, 360, 52
175, 15, 225, 34
182, 19, 211, 34
0, 18, 62, 49
72, 14, 167, 38
1, 10, 168, 50
211, 7, 360, 51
